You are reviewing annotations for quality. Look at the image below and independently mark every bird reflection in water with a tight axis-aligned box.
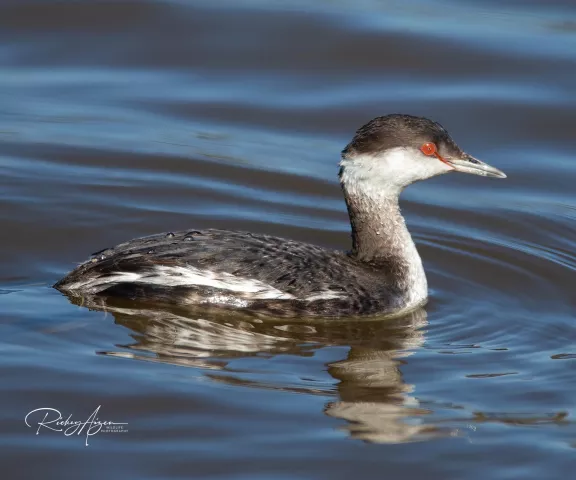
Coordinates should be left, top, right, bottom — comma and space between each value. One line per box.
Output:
69, 295, 450, 443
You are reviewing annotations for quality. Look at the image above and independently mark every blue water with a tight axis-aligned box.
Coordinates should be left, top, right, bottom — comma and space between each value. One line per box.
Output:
1, 0, 576, 478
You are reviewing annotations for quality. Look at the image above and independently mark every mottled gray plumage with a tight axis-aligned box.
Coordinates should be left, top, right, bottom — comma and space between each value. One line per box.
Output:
55, 229, 405, 316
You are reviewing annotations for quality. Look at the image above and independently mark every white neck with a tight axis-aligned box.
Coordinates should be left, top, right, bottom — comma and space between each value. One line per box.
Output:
339, 150, 429, 309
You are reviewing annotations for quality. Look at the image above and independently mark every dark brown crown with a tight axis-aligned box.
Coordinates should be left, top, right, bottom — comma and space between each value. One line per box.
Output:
342, 114, 464, 159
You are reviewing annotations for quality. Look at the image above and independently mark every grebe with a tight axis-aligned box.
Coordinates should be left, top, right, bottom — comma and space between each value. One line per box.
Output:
54, 114, 506, 317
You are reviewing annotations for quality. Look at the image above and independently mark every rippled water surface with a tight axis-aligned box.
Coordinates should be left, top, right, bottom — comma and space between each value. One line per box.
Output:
1, 0, 576, 478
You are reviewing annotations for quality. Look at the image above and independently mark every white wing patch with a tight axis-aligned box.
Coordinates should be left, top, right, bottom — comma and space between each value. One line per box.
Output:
65, 265, 345, 303
65, 265, 295, 300
304, 291, 345, 301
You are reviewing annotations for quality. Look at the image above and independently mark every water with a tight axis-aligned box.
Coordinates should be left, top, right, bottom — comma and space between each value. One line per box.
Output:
1, 0, 576, 477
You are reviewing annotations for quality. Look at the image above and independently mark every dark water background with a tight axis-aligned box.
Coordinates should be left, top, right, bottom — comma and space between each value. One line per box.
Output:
1, 0, 576, 478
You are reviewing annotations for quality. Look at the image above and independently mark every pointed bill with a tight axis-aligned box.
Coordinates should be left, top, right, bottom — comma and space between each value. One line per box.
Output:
446, 154, 507, 179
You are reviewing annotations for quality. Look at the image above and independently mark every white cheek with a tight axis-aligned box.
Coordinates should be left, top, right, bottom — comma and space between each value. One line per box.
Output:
340, 147, 450, 188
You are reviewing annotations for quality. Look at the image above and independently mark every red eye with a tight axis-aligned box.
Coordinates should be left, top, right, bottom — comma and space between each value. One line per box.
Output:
420, 142, 437, 156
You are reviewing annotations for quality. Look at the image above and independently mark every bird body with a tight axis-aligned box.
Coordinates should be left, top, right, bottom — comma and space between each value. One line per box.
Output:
56, 229, 421, 317
55, 114, 506, 317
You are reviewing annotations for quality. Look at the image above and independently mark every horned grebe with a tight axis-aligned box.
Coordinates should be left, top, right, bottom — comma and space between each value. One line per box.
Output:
54, 114, 506, 317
